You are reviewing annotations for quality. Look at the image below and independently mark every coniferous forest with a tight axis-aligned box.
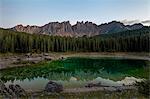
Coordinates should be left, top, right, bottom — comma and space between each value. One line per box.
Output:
0, 27, 149, 53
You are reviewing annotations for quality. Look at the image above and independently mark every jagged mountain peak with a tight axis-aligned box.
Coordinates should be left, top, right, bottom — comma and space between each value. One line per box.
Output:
11, 21, 144, 37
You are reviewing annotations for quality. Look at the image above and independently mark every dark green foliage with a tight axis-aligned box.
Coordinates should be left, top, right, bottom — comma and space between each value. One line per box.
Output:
0, 27, 149, 53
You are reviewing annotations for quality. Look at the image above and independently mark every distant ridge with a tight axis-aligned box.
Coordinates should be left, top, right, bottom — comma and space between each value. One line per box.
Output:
11, 21, 144, 37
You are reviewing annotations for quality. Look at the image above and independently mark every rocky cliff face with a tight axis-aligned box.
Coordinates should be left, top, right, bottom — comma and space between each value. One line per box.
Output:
99, 21, 128, 34
40, 21, 74, 36
11, 21, 143, 37
12, 25, 40, 34
72, 21, 100, 36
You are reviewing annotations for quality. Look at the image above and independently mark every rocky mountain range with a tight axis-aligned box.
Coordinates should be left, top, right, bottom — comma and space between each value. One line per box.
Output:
11, 21, 144, 37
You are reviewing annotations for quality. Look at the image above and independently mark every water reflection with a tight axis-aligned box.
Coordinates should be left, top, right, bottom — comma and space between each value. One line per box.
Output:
5, 77, 49, 91
5, 76, 144, 91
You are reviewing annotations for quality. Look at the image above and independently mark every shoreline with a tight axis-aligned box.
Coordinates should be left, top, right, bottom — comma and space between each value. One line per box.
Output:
26, 85, 137, 96
0, 52, 150, 70
0, 83, 140, 98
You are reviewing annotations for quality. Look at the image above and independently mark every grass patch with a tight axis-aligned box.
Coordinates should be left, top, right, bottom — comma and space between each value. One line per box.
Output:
19, 90, 147, 98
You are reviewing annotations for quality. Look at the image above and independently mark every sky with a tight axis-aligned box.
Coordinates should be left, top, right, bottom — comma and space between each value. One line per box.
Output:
0, 0, 150, 28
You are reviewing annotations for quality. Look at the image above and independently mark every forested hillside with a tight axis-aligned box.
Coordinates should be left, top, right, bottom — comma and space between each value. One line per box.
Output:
0, 27, 149, 53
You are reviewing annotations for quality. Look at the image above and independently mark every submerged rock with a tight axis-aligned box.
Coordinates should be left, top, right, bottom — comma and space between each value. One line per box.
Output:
45, 81, 63, 93
117, 77, 144, 85
92, 77, 144, 86
70, 77, 78, 82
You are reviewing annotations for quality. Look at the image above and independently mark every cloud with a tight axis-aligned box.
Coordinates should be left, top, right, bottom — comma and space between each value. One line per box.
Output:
141, 20, 150, 26
121, 19, 150, 26
121, 19, 140, 25
141, 20, 150, 24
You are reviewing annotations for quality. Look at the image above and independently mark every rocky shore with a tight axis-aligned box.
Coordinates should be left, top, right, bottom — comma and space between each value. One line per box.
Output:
0, 80, 26, 98
0, 53, 62, 70
0, 80, 139, 98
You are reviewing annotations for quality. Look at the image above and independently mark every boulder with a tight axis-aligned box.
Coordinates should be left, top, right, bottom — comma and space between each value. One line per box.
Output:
45, 81, 63, 93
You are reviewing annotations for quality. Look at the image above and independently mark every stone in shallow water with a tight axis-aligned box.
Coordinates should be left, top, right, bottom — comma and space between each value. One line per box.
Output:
45, 81, 63, 93
92, 77, 122, 86
117, 77, 144, 85
70, 77, 78, 82
92, 77, 144, 86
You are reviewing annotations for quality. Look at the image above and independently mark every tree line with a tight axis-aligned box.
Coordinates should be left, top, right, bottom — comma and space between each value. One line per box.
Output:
0, 27, 149, 53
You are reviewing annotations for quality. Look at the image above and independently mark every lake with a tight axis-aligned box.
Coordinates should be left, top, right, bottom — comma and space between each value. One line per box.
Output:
0, 57, 149, 91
